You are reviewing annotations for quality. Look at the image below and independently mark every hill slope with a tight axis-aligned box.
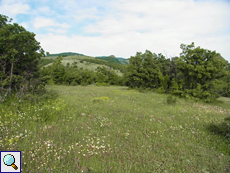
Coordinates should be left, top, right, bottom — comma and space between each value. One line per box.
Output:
41, 53, 126, 76
96, 55, 122, 64
96, 55, 129, 65
47, 52, 85, 57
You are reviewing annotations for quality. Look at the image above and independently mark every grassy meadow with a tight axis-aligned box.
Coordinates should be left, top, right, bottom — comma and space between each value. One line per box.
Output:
1, 85, 230, 172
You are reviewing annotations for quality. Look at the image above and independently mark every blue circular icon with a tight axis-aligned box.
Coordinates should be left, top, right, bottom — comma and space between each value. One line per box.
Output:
3, 154, 18, 170
3, 154, 15, 165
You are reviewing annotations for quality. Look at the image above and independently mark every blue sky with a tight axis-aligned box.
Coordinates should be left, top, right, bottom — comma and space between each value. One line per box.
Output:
1, 0, 230, 61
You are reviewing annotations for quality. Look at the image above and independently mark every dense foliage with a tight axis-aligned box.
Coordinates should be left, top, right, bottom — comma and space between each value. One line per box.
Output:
0, 14, 46, 102
41, 57, 124, 86
220, 63, 230, 97
40, 43, 230, 102
125, 43, 229, 102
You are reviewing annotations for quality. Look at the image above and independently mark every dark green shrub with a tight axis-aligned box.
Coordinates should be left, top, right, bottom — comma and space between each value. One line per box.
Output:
81, 82, 88, 86
21, 89, 58, 104
138, 87, 146, 93
70, 80, 79, 86
167, 95, 177, 105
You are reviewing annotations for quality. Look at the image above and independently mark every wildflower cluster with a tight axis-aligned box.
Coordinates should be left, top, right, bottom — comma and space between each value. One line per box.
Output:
122, 130, 130, 139
1, 109, 18, 125
1, 125, 31, 149
25, 99, 66, 122
192, 103, 230, 114
95, 116, 111, 127
74, 135, 112, 156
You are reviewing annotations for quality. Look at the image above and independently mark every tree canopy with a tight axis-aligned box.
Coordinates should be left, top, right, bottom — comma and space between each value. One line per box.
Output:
125, 42, 229, 102
0, 14, 45, 101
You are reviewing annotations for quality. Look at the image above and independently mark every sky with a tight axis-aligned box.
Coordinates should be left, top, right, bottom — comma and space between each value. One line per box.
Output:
1, 0, 230, 61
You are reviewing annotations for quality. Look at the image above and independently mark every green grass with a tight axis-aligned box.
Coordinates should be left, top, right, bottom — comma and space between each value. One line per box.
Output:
1, 85, 230, 172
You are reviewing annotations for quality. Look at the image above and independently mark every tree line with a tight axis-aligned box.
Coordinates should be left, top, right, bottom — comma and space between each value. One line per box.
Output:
41, 56, 124, 86
1, 14, 230, 103
126, 44, 230, 102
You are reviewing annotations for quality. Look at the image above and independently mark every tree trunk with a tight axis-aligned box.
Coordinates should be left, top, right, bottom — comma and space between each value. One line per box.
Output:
2, 61, 14, 101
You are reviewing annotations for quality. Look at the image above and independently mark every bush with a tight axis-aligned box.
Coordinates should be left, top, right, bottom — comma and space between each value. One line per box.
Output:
207, 117, 230, 139
47, 78, 55, 85
81, 82, 88, 86
167, 95, 177, 105
21, 89, 58, 104
70, 80, 79, 86
138, 87, 146, 93
157, 87, 166, 94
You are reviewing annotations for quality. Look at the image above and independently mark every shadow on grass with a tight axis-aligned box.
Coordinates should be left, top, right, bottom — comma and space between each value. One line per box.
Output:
206, 116, 230, 140
206, 117, 230, 171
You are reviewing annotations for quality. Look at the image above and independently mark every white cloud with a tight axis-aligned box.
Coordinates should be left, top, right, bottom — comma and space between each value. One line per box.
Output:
20, 0, 230, 62
37, 6, 52, 14
85, 0, 229, 35
33, 17, 70, 29
73, 7, 99, 22
46, 28, 67, 34
35, 32, 176, 58
83, 0, 230, 60
0, 1, 30, 17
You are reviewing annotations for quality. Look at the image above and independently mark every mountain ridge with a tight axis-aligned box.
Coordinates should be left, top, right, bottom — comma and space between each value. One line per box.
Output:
46, 52, 85, 57
47, 52, 129, 64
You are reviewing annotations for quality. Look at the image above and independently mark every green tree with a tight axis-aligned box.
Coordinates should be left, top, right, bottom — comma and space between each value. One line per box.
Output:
64, 68, 82, 85
126, 50, 171, 91
219, 63, 230, 97
176, 42, 228, 101
126, 52, 144, 88
80, 69, 94, 85
0, 14, 45, 101
51, 57, 65, 84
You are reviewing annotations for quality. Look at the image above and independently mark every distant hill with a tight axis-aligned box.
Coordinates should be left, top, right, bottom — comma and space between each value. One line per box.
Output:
120, 59, 129, 65
116, 57, 127, 61
46, 52, 85, 57
40, 53, 126, 76
96, 55, 122, 64
46, 52, 129, 64
96, 55, 129, 65
113, 57, 129, 65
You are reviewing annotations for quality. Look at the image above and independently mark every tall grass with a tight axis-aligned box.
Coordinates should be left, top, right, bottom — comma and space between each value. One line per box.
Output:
1, 85, 229, 172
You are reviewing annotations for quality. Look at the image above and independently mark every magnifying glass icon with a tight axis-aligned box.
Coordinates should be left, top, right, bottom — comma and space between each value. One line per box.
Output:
3, 154, 18, 170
